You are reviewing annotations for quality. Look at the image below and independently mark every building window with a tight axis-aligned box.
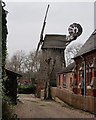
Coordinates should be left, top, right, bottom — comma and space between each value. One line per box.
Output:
88, 64, 92, 85
79, 64, 84, 88
63, 74, 66, 87
74, 73, 77, 85
81, 88, 84, 95
74, 73, 77, 78
59, 75, 60, 86
87, 65, 90, 85
71, 66, 77, 88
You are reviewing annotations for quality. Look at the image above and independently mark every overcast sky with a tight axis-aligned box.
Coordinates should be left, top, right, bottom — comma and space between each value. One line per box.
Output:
4, 1, 94, 57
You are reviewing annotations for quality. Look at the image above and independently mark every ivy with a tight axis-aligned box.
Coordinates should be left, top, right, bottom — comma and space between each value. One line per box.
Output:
2, 2, 8, 80
1, 2, 18, 120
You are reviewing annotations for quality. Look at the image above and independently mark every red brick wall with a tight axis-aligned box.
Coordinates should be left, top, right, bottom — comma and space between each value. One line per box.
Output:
18, 79, 31, 84
60, 74, 63, 87
74, 50, 96, 96
66, 73, 73, 91
57, 75, 59, 86
57, 72, 73, 92
36, 84, 44, 94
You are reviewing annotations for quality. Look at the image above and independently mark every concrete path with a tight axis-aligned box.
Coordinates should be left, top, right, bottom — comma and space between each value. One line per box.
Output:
15, 94, 94, 119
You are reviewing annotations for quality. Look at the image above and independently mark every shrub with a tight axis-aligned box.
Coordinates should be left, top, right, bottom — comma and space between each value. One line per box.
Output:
18, 84, 36, 94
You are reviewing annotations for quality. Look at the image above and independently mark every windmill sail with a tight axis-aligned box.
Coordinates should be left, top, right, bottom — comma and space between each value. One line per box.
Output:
35, 4, 50, 57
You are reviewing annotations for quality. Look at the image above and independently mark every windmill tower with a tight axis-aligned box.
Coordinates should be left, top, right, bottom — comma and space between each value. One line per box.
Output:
35, 5, 82, 89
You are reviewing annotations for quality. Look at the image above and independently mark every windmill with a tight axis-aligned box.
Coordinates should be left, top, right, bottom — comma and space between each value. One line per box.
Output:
66, 23, 83, 45
35, 4, 82, 99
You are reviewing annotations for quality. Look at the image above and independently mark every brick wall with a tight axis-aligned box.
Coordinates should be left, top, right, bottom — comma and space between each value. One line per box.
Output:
36, 84, 44, 94
57, 72, 73, 92
66, 73, 73, 91
51, 87, 96, 114
74, 50, 96, 96
18, 79, 32, 84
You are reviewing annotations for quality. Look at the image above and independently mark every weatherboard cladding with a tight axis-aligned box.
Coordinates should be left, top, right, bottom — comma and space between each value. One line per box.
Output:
74, 31, 96, 58
41, 34, 66, 49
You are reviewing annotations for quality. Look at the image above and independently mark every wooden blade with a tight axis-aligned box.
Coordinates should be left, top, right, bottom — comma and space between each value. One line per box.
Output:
35, 4, 50, 58
40, 4, 50, 40
35, 41, 42, 58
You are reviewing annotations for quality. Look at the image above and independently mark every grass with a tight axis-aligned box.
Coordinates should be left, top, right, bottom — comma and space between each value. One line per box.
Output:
40, 104, 46, 107
54, 97, 64, 104
17, 99, 24, 104
33, 101, 40, 103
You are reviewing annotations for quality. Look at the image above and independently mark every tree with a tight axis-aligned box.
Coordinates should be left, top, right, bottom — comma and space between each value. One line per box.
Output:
65, 43, 82, 66
6, 50, 26, 73
6, 50, 42, 81
25, 51, 42, 72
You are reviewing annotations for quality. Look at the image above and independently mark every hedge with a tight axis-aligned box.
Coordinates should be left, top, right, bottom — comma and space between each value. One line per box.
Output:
18, 84, 36, 94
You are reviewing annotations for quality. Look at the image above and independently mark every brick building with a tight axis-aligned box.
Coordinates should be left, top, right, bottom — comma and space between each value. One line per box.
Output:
72, 30, 96, 97
57, 62, 75, 92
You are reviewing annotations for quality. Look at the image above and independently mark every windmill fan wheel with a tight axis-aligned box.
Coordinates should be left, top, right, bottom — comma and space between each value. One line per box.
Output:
68, 23, 83, 37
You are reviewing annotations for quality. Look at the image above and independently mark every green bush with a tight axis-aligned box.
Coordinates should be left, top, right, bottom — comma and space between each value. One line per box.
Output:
18, 84, 36, 94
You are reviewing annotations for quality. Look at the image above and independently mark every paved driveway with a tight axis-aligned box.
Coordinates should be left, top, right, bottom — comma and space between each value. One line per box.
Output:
15, 94, 94, 119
